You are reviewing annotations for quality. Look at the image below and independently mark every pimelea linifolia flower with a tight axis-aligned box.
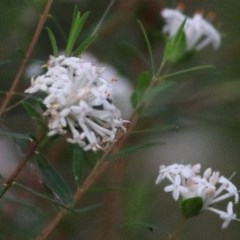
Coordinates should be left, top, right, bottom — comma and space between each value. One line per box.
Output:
25, 55, 126, 151
156, 163, 239, 229
161, 8, 221, 51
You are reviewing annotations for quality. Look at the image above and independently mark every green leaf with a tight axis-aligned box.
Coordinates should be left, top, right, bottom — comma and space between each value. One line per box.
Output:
72, 147, 84, 186
46, 27, 59, 56
107, 143, 156, 161
0, 131, 32, 141
36, 154, 73, 205
75, 203, 102, 214
0, 184, 5, 197
131, 124, 178, 135
161, 65, 215, 80
145, 81, 175, 100
131, 71, 152, 108
22, 101, 47, 130
130, 91, 138, 109
22, 101, 42, 120
137, 71, 152, 92
181, 197, 203, 218
65, 7, 90, 55
73, 34, 97, 56
163, 19, 187, 63
15, 182, 81, 215
16, 183, 101, 216
137, 20, 155, 74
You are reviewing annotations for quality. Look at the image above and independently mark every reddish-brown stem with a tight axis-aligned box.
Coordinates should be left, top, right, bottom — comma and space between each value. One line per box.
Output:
0, 0, 54, 118
0, 134, 46, 198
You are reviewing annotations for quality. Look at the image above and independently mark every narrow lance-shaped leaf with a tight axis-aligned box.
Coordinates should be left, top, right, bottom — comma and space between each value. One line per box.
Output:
75, 203, 102, 214
107, 143, 157, 161
131, 124, 178, 135
68, 5, 80, 40
0, 131, 32, 141
137, 71, 152, 93
163, 18, 187, 63
137, 20, 155, 74
72, 147, 84, 186
144, 81, 175, 100
22, 101, 42, 120
131, 71, 152, 108
15, 182, 82, 215
65, 8, 90, 55
73, 34, 98, 56
22, 101, 47, 130
46, 27, 59, 56
161, 65, 215, 80
36, 154, 73, 204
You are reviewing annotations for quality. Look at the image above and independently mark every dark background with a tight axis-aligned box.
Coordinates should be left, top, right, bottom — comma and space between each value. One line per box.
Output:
0, 0, 240, 239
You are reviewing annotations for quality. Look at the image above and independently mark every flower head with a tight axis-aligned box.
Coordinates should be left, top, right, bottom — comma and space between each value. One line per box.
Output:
156, 163, 239, 228
161, 8, 221, 51
25, 55, 127, 151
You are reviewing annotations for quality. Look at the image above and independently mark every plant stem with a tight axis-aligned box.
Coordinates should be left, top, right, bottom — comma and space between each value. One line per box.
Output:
0, 0, 54, 119
0, 134, 46, 198
168, 217, 187, 240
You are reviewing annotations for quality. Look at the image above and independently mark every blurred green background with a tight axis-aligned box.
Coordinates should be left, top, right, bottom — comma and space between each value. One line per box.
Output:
0, 0, 240, 239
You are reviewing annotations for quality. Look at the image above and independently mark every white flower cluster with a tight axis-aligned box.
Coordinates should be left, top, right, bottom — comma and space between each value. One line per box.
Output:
156, 163, 239, 229
81, 53, 134, 119
161, 8, 221, 51
25, 55, 126, 151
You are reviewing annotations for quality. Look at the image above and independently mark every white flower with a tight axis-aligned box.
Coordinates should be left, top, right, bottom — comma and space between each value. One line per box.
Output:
208, 202, 238, 229
161, 8, 221, 51
156, 163, 239, 228
81, 53, 134, 119
164, 174, 188, 201
25, 55, 127, 151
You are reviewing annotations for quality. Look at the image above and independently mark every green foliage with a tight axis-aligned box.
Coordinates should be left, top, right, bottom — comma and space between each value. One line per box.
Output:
131, 124, 178, 135
73, 34, 97, 56
75, 203, 102, 214
36, 154, 73, 205
22, 100, 47, 131
46, 6, 97, 57
161, 65, 215, 80
181, 197, 203, 218
107, 142, 157, 161
163, 19, 187, 63
65, 7, 90, 56
46, 27, 59, 56
131, 71, 152, 108
72, 147, 84, 186
22, 101, 42, 120
137, 20, 155, 74
145, 81, 175, 101
0, 130, 32, 141
124, 183, 157, 239
15, 182, 101, 216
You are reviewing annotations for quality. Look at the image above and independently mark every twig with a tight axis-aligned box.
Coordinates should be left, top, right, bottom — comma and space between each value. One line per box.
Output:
0, 134, 46, 198
0, 0, 54, 119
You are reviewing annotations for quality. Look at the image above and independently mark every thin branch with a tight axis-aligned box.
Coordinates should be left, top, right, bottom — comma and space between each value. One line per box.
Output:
0, 0, 54, 119
0, 133, 46, 198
